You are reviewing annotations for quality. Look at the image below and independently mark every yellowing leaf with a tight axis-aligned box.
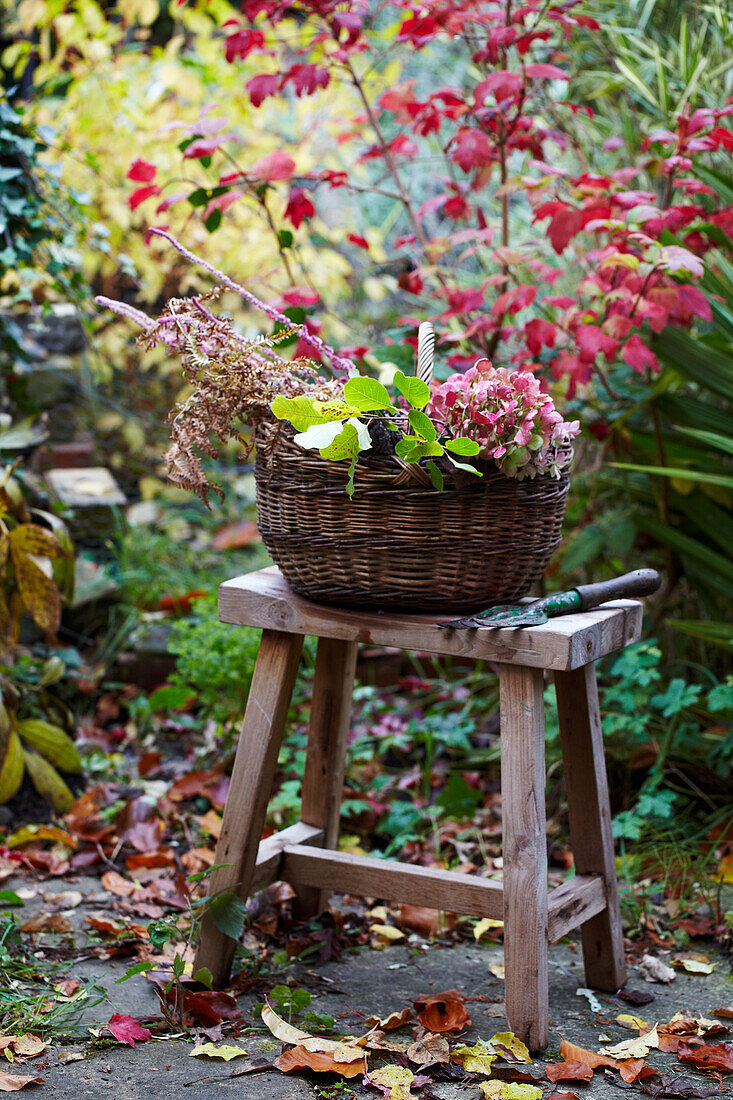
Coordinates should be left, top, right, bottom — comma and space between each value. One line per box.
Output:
604, 1024, 659, 1059
491, 1032, 532, 1064
189, 1043, 248, 1060
599, 254, 640, 270
370, 924, 406, 946
0, 730, 23, 804
672, 954, 715, 975
452, 1039, 498, 1075
6, 825, 76, 850
479, 1083, 543, 1100
616, 1014, 650, 1031
474, 918, 504, 942
11, 550, 61, 636
15, 720, 82, 774
489, 962, 505, 979
366, 1065, 417, 1099
22, 750, 73, 813
8, 524, 66, 560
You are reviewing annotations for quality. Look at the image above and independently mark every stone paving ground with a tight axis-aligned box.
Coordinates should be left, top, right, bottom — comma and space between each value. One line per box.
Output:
2, 875, 732, 1099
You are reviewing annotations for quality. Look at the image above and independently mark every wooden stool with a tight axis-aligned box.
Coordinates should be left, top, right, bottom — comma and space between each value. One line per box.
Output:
194, 567, 642, 1051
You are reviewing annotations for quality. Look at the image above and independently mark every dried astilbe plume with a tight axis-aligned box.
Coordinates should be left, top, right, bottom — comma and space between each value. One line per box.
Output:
144, 293, 341, 503
96, 231, 354, 505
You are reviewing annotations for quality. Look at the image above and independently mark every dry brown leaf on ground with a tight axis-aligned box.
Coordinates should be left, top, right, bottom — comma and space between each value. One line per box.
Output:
619, 988, 655, 1006
20, 913, 72, 933
7, 1038, 47, 1059
365, 1031, 412, 1053
166, 989, 239, 1028
545, 1061, 593, 1083
275, 1047, 366, 1077
100, 870, 136, 897
406, 1032, 449, 1066
713, 1007, 733, 1019
0, 1074, 44, 1092
397, 904, 456, 937
414, 989, 470, 1033
677, 1040, 733, 1072
364, 1008, 413, 1030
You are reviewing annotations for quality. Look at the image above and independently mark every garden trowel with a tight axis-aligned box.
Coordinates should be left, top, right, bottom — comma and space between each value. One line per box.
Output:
442, 568, 661, 629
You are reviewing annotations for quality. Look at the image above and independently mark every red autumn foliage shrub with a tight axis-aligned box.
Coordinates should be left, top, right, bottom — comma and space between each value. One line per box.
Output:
124, 0, 730, 408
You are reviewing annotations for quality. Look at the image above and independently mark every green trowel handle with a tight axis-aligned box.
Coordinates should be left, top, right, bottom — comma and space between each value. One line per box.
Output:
574, 568, 662, 611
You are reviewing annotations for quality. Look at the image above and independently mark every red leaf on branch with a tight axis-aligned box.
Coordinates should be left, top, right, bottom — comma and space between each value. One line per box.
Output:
524, 62, 570, 81
282, 63, 330, 97
524, 317, 557, 354
452, 128, 493, 172
397, 13, 439, 47
155, 191, 187, 214
127, 159, 157, 183
246, 73, 280, 107
183, 136, 231, 159
105, 1013, 152, 1047
474, 71, 522, 107
575, 324, 619, 364
491, 284, 537, 316
129, 185, 161, 211
284, 188, 315, 228
347, 233, 370, 250
224, 27, 265, 63
622, 334, 659, 373
251, 151, 296, 181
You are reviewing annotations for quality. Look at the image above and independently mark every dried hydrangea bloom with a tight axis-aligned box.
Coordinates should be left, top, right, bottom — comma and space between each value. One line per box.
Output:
429, 359, 579, 480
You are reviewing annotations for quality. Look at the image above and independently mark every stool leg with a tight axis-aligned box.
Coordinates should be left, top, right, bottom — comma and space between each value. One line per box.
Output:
194, 629, 304, 986
499, 664, 549, 1052
293, 637, 358, 918
554, 663, 626, 990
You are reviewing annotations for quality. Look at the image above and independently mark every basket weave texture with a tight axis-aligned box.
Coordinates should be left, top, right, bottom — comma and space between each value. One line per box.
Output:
254, 422, 571, 612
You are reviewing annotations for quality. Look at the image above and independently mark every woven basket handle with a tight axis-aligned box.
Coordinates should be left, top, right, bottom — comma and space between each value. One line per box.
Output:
417, 321, 435, 386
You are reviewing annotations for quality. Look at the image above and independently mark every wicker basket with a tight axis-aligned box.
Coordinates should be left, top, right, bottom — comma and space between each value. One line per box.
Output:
254, 421, 570, 613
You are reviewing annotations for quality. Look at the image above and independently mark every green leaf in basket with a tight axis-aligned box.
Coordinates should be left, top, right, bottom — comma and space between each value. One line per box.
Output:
320, 419, 371, 461
407, 409, 437, 441
445, 436, 480, 456
343, 376, 394, 412
271, 394, 357, 431
426, 460, 444, 491
395, 436, 444, 461
393, 370, 430, 409
445, 453, 482, 476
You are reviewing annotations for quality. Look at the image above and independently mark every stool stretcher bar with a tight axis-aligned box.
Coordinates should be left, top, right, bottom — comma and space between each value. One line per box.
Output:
249, 826, 608, 943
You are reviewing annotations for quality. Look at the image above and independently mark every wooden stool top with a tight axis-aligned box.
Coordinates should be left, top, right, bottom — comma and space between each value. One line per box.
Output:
219, 567, 642, 671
